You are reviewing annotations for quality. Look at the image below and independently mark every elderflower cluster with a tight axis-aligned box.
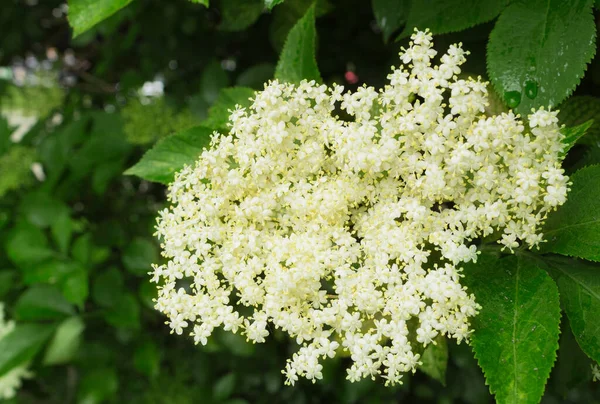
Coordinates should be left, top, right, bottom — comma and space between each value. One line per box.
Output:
152, 30, 568, 386
0, 303, 32, 399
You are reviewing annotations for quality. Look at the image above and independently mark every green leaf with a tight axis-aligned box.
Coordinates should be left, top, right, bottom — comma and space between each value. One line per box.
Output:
21, 259, 72, 286
236, 63, 275, 89
77, 367, 119, 404
91, 247, 111, 267
60, 265, 89, 308
269, 0, 330, 52
275, 4, 321, 84
371, 0, 409, 42
561, 120, 593, 157
68, 0, 134, 36
201, 60, 230, 104
539, 255, 600, 363
0, 208, 9, 231
551, 317, 593, 395
69, 114, 131, 180
487, 0, 596, 115
72, 233, 93, 265
204, 87, 255, 131
5, 222, 54, 268
219, 0, 264, 32
138, 280, 157, 310
92, 159, 125, 195
0, 117, 12, 155
123, 98, 198, 145
19, 192, 69, 229
133, 340, 161, 378
51, 209, 74, 254
558, 96, 600, 143
462, 251, 561, 404
419, 335, 448, 386
43, 316, 85, 366
124, 126, 213, 184
0, 146, 36, 198
14, 284, 75, 321
104, 293, 140, 330
38, 117, 89, 187
217, 329, 255, 357
95, 221, 126, 249
557, 97, 600, 170
122, 237, 159, 276
398, 0, 505, 38
542, 165, 600, 261
265, 0, 284, 9
213, 373, 237, 401
0, 271, 16, 299
92, 267, 125, 308
579, 143, 600, 171
0, 323, 55, 377
189, 0, 209, 5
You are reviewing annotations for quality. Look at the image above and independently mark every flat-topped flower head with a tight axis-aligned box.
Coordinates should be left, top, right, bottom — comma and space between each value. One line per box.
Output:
151, 29, 569, 386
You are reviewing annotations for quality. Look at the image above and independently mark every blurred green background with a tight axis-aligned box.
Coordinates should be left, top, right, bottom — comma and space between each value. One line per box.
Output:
0, 0, 599, 403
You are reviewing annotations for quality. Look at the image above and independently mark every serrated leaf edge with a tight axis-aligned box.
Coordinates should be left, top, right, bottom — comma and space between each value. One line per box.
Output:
486, 0, 597, 114
397, 0, 508, 40
469, 255, 561, 403
123, 125, 214, 184
274, 3, 322, 84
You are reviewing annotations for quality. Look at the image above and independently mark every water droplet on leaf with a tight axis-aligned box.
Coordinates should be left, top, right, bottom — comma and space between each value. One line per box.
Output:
504, 91, 521, 108
524, 80, 538, 99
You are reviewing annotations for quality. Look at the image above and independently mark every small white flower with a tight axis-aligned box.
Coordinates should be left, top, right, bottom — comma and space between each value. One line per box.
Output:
592, 364, 600, 382
151, 29, 569, 386
139, 80, 164, 98
30, 162, 46, 181
1, 110, 37, 143
0, 365, 33, 400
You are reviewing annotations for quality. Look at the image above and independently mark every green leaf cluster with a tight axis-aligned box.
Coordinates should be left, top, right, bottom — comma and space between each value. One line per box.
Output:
458, 163, 600, 404
3, 0, 600, 403
122, 98, 198, 145
125, 2, 319, 183
68, 0, 135, 36
371, 0, 597, 116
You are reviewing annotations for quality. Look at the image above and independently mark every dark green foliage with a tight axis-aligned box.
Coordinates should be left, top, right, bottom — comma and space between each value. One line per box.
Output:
0, 0, 598, 403
487, 0, 596, 115
561, 120, 593, 156
43, 316, 85, 365
419, 336, 448, 386
399, 0, 507, 38
217, 0, 264, 32
371, 0, 409, 42
124, 126, 214, 184
122, 98, 198, 145
0, 324, 56, 376
69, 0, 135, 36
463, 252, 561, 404
540, 256, 600, 364
542, 165, 600, 261
274, 4, 321, 84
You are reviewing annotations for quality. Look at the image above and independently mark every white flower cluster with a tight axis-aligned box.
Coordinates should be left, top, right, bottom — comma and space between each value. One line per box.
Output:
152, 30, 568, 385
0, 303, 32, 399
